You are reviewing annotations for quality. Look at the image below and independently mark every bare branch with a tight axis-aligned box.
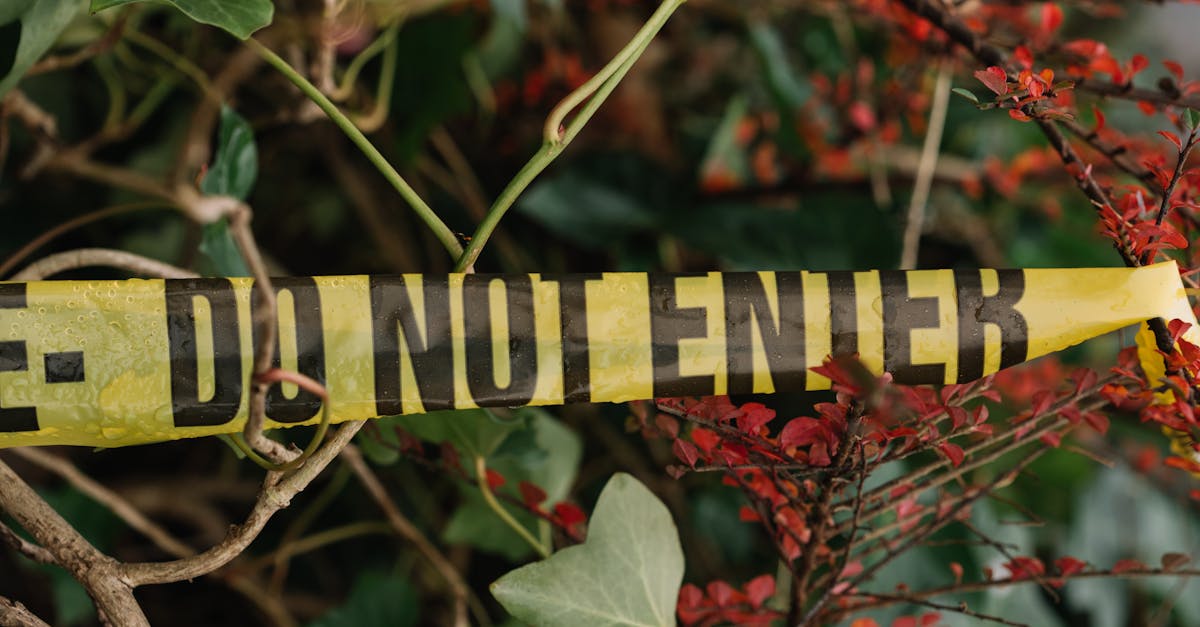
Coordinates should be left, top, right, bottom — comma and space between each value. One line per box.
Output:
10, 248, 199, 281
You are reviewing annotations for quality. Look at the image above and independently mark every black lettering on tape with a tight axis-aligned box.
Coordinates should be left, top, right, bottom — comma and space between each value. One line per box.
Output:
371, 276, 454, 414
548, 274, 601, 403
827, 272, 859, 357
0, 283, 37, 432
723, 272, 806, 394
166, 279, 244, 427
252, 278, 326, 423
880, 271, 945, 383
463, 275, 539, 407
955, 269, 1028, 382
649, 274, 714, 397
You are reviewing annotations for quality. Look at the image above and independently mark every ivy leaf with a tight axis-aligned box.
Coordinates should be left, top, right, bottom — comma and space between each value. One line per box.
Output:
389, 409, 524, 459
90, 0, 272, 39
307, 572, 418, 627
491, 473, 684, 626
197, 107, 256, 277
0, 0, 83, 99
201, 106, 257, 200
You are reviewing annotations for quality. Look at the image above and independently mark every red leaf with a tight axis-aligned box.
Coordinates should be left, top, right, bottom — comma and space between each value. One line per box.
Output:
739, 505, 761, 522
1111, 558, 1146, 573
948, 406, 969, 430
974, 66, 1009, 95
950, 562, 963, 584
1083, 412, 1110, 434
849, 102, 877, 132
779, 417, 824, 449
1159, 130, 1184, 151
1040, 431, 1062, 447
1139, 100, 1158, 115
691, 427, 720, 454
518, 481, 547, 507
673, 438, 700, 468
736, 403, 776, 434
920, 613, 942, 627
485, 468, 506, 489
938, 442, 965, 467
851, 620, 881, 627
1164, 60, 1185, 82
1055, 556, 1088, 576
1009, 108, 1032, 122
1031, 390, 1055, 417
1162, 552, 1191, 571
810, 442, 833, 466
1165, 455, 1200, 474
1005, 556, 1046, 580
1131, 54, 1150, 76
656, 413, 680, 438
1014, 45, 1034, 70
1093, 105, 1106, 131
743, 574, 775, 608
553, 502, 587, 528
892, 617, 918, 627
1041, 3, 1063, 33
706, 580, 737, 606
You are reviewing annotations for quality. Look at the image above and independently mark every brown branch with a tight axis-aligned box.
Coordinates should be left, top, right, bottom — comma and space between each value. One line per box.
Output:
845, 592, 1029, 626
225, 205, 287, 461
1074, 78, 1200, 111
10, 248, 199, 281
840, 568, 1200, 615
27, 10, 131, 77
118, 420, 364, 586
1059, 118, 1156, 185
0, 595, 51, 627
10, 448, 194, 560
0, 521, 55, 565
0, 458, 148, 626
340, 444, 483, 627
0, 202, 173, 278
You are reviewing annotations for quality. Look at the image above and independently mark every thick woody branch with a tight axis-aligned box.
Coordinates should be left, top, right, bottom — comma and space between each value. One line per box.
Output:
0, 458, 148, 626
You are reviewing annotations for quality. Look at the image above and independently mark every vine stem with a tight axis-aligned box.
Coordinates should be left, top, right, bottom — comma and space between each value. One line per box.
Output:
244, 37, 463, 259
453, 0, 687, 272
474, 456, 550, 559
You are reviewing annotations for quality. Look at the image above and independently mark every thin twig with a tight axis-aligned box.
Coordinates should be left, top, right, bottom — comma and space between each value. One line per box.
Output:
0, 521, 55, 565
119, 420, 365, 586
340, 444, 485, 627
10, 248, 199, 281
900, 60, 952, 270
244, 37, 463, 259
10, 448, 194, 559
0, 202, 174, 278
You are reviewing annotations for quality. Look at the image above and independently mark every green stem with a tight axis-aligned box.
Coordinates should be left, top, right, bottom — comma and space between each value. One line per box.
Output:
334, 23, 401, 101
454, 0, 686, 272
246, 38, 463, 259
474, 456, 550, 559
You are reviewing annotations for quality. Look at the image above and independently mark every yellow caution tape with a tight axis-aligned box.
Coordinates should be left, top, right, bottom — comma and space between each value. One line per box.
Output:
0, 262, 1194, 448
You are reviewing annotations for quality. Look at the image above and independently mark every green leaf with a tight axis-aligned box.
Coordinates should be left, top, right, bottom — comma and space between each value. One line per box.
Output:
388, 408, 524, 459
517, 172, 658, 249
1186, 108, 1200, 130
201, 106, 257, 200
491, 473, 683, 626
196, 106, 256, 277
90, 0, 272, 39
0, 0, 83, 99
747, 22, 810, 110
443, 409, 583, 560
307, 571, 419, 627
951, 87, 980, 104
